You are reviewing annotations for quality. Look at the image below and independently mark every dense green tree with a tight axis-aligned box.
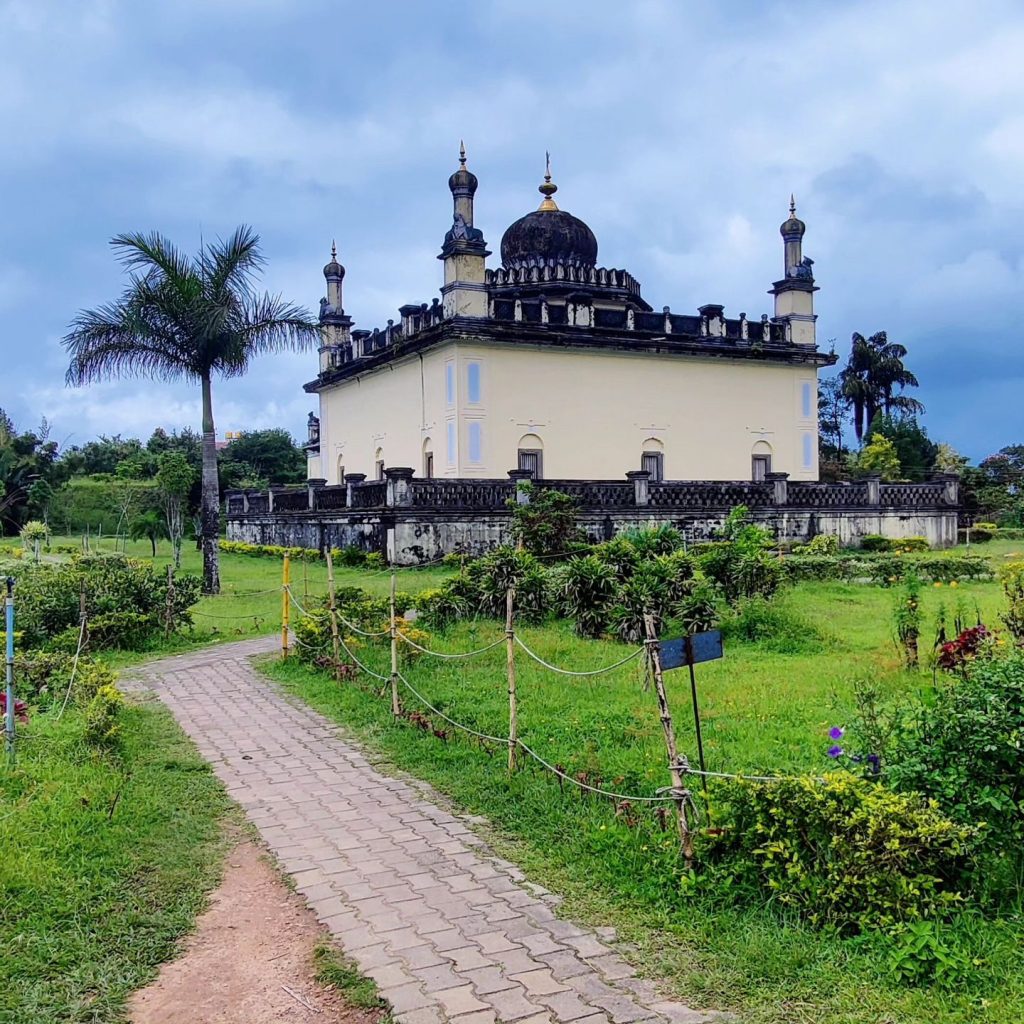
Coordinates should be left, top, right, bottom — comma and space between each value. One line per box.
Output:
64, 226, 319, 593
855, 433, 901, 481
866, 414, 938, 482
219, 428, 305, 487
839, 332, 924, 442
156, 451, 194, 567
0, 410, 62, 534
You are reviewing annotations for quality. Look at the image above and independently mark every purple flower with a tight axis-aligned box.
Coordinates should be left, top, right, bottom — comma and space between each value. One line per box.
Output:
866, 753, 881, 775
827, 745, 844, 759
829, 726, 845, 740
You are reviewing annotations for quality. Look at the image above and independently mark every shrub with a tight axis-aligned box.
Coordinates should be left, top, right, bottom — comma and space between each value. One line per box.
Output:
592, 536, 640, 581
860, 534, 891, 552
508, 484, 584, 556
562, 555, 620, 638
1000, 562, 1024, 644
801, 534, 840, 555
617, 525, 683, 558
892, 536, 930, 553
781, 554, 863, 583
708, 774, 978, 932
676, 578, 719, 634
879, 652, 1024, 872
9, 555, 200, 650
365, 552, 386, 569
416, 576, 477, 629
467, 547, 548, 622
698, 543, 784, 604
83, 684, 125, 749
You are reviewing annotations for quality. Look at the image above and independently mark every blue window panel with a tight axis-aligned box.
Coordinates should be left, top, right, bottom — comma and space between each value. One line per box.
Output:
801, 381, 813, 419
467, 362, 482, 404
445, 362, 454, 405
468, 421, 482, 463
446, 420, 456, 464
802, 432, 814, 468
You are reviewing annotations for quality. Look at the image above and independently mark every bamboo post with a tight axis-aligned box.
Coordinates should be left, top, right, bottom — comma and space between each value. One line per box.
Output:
643, 612, 694, 864
325, 549, 342, 677
303, 556, 309, 603
79, 581, 88, 652
5, 577, 15, 761
281, 554, 291, 659
506, 586, 518, 773
389, 571, 401, 717
164, 565, 174, 639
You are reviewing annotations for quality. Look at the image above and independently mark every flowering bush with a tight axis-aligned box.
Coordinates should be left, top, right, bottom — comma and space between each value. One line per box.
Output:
0, 692, 29, 723
1000, 562, 1024, 645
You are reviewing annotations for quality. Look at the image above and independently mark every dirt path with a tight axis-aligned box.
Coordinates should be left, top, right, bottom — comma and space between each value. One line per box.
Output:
129, 838, 381, 1024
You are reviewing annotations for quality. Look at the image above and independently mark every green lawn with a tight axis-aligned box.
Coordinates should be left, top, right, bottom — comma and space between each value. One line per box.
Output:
261, 538, 1024, 1024
0, 699, 233, 1023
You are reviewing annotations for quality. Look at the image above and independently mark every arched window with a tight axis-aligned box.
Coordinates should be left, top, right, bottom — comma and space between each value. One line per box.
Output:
375, 447, 385, 480
422, 438, 434, 479
517, 433, 544, 479
751, 441, 773, 481
641, 437, 664, 482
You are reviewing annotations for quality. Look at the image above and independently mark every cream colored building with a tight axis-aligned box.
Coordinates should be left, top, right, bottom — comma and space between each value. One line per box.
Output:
305, 151, 832, 486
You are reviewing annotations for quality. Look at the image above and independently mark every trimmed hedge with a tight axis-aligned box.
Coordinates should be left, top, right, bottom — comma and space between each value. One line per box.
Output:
782, 552, 992, 585
219, 539, 384, 568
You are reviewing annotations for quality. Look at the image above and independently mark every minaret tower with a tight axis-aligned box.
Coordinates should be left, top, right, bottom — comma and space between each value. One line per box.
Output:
319, 241, 353, 372
439, 143, 490, 318
770, 196, 817, 345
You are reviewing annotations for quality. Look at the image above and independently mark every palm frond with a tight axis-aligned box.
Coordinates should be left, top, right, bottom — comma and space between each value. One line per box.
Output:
206, 225, 264, 303
110, 231, 195, 290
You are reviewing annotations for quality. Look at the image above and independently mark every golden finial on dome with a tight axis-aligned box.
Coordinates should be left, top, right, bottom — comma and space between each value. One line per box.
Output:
538, 150, 559, 211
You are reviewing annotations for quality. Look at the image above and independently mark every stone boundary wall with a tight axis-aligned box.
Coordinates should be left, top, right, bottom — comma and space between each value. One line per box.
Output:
225, 470, 960, 566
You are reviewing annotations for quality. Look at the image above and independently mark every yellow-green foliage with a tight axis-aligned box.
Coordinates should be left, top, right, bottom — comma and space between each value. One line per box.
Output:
83, 684, 125, 749
1000, 562, 1024, 643
708, 774, 978, 932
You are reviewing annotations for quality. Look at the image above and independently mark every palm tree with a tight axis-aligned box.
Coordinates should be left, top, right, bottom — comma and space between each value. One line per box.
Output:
839, 331, 924, 442
64, 227, 319, 593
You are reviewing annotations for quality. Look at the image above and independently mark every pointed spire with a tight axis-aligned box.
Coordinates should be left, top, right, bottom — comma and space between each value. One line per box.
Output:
331, 239, 337, 261
459, 140, 467, 167
537, 151, 559, 211
789, 194, 796, 217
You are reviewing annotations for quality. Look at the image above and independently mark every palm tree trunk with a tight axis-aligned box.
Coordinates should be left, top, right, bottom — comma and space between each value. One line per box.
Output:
200, 373, 221, 595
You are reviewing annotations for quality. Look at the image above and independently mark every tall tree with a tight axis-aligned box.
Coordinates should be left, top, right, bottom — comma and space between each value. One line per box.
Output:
156, 450, 195, 568
64, 227, 319, 592
839, 332, 924, 442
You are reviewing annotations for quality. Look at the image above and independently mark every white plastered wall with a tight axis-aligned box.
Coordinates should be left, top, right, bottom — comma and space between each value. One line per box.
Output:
314, 339, 819, 482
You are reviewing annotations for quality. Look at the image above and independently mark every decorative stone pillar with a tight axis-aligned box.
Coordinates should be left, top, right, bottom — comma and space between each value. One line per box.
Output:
507, 469, 533, 506
766, 471, 789, 505
384, 467, 414, 508
626, 470, 651, 507
933, 472, 960, 506
241, 491, 249, 513
307, 477, 326, 510
344, 472, 366, 508
267, 488, 275, 512
864, 472, 881, 506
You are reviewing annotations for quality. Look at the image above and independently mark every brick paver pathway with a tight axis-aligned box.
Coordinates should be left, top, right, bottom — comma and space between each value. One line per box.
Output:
129, 640, 720, 1024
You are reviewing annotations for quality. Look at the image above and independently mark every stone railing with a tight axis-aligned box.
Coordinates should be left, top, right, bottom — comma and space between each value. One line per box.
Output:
226, 471, 960, 517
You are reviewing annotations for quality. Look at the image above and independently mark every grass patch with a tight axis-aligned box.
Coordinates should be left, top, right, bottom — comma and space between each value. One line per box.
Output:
0, 698, 233, 1023
262, 567, 1024, 1024
313, 941, 390, 1014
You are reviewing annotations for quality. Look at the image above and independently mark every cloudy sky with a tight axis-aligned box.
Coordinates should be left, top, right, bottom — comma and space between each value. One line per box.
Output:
1, 0, 1021, 460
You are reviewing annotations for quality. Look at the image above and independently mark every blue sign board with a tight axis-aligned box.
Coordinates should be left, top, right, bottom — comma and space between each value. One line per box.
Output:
659, 630, 724, 671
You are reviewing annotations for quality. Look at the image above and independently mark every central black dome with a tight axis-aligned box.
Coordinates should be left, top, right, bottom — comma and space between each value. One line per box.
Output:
500, 208, 598, 269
